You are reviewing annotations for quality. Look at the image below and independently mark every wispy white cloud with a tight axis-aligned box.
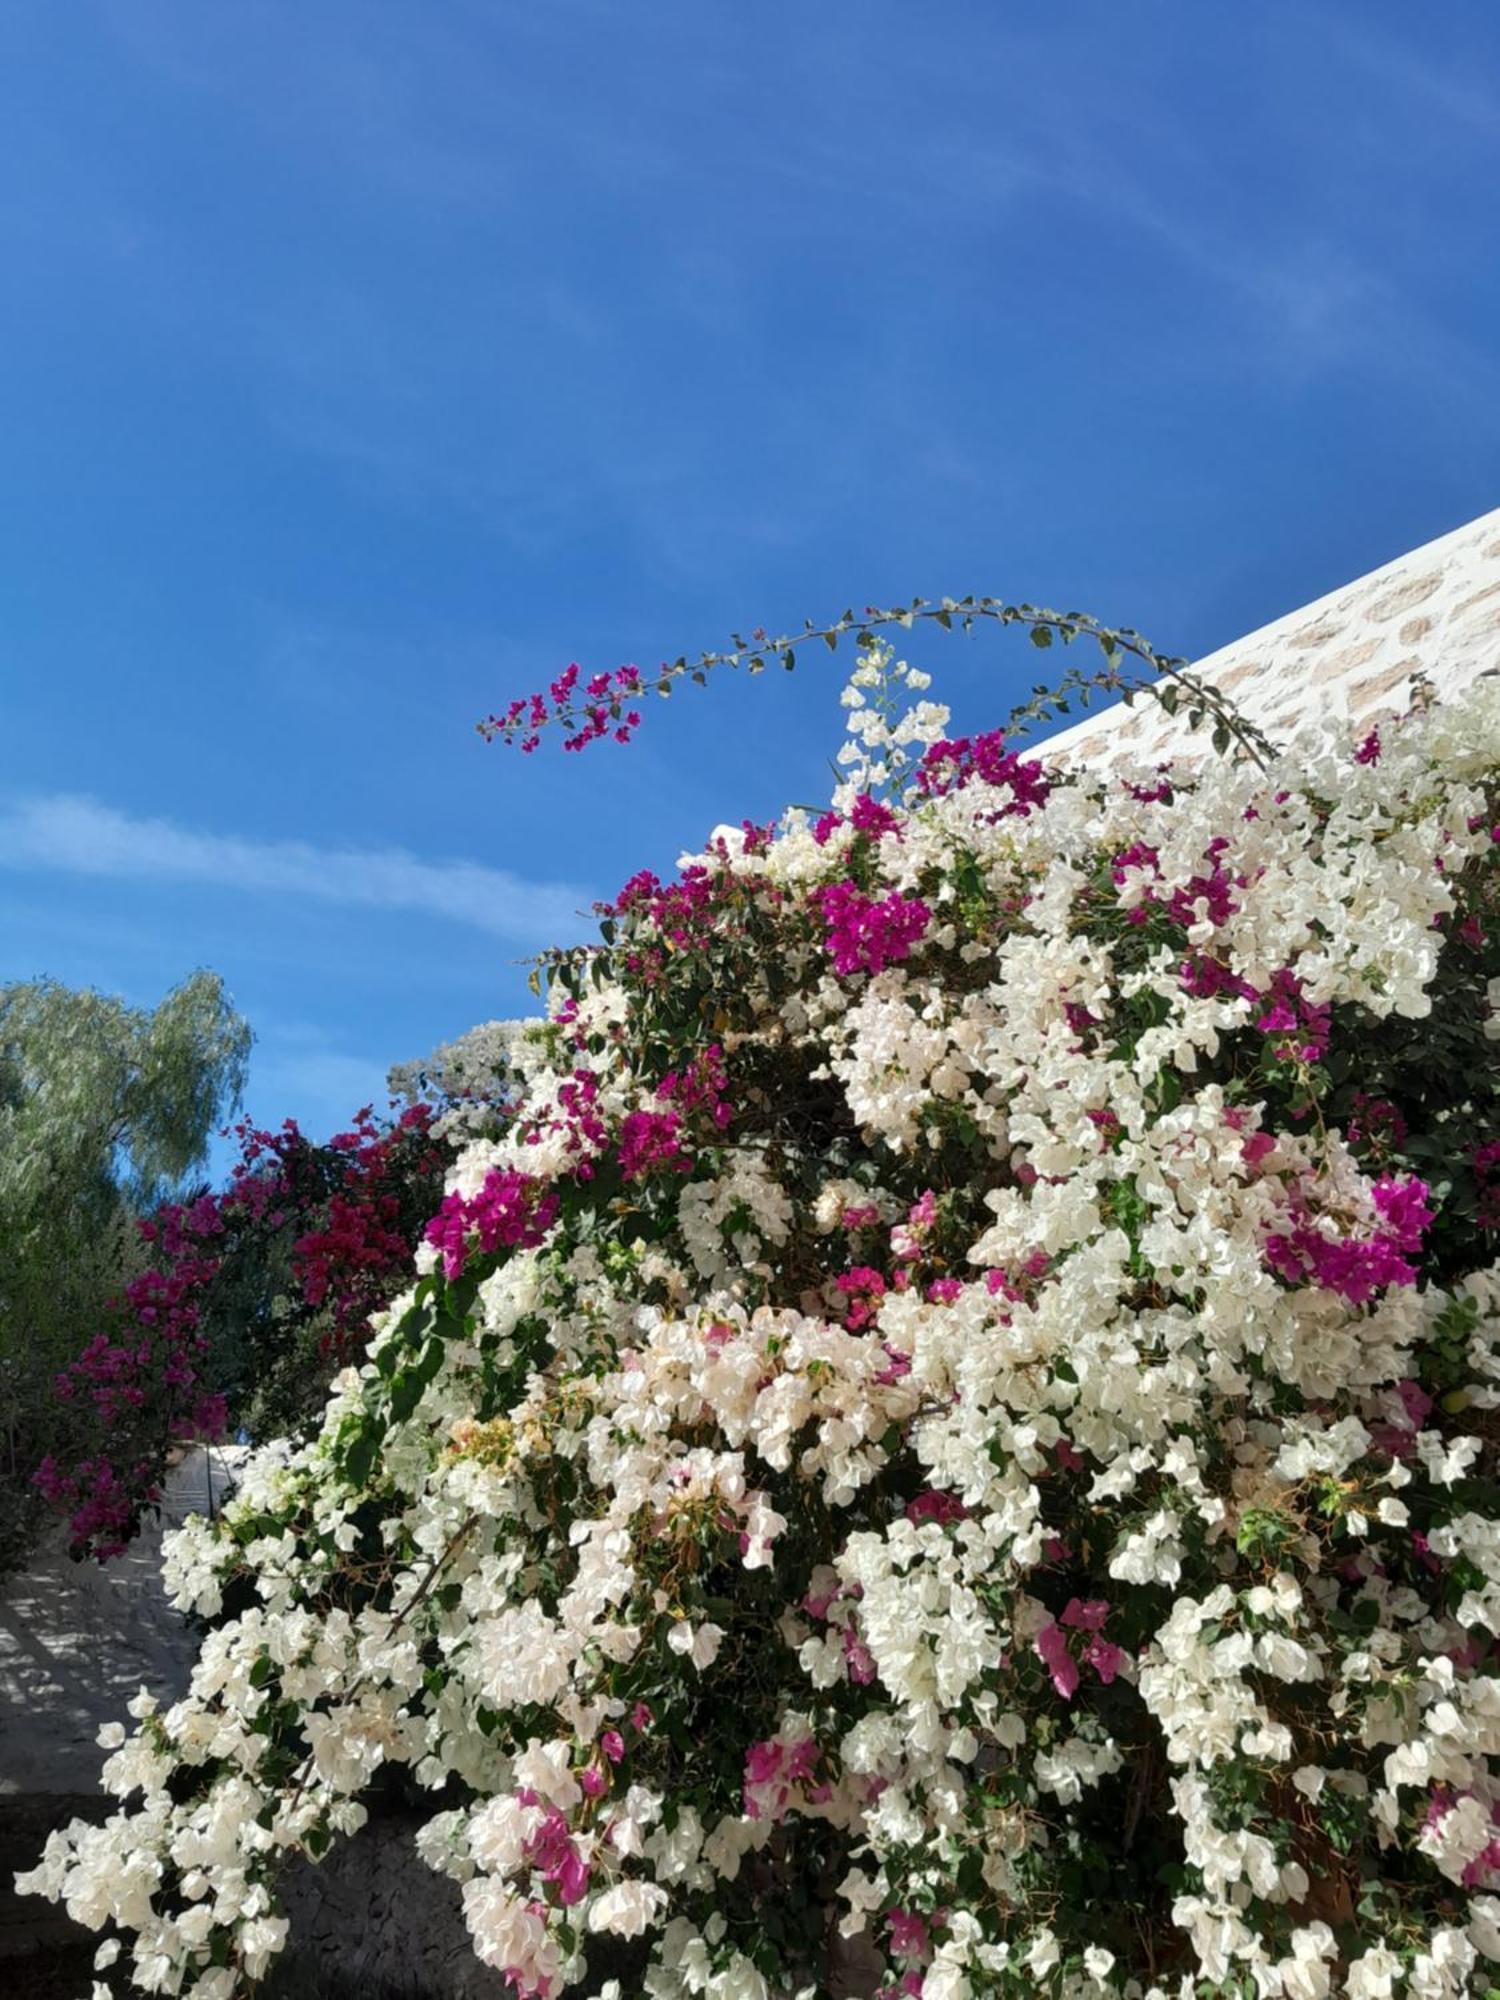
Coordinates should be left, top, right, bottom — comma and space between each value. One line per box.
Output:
0, 795, 592, 943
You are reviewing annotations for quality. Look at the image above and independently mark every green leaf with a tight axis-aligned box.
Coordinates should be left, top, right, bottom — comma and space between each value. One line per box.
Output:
343, 1417, 386, 1491
390, 1335, 447, 1422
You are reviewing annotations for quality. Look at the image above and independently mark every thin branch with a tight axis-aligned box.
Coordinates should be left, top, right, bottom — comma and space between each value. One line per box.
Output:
478, 594, 1278, 771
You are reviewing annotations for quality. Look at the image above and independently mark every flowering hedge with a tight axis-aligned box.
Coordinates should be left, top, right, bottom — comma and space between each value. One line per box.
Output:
22, 639, 1500, 2000
37, 1103, 447, 1561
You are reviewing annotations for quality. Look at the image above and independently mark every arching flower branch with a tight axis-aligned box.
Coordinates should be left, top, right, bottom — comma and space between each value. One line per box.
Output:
478, 593, 1277, 769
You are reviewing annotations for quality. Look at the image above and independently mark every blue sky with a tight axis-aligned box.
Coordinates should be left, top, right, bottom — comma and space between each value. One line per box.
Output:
2, 1, 1497, 1158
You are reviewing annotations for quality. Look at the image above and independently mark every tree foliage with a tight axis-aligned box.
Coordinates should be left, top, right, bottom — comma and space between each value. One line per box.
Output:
0, 970, 251, 1571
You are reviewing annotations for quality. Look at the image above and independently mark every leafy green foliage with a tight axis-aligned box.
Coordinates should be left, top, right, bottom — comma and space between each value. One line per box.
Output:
0, 971, 250, 1571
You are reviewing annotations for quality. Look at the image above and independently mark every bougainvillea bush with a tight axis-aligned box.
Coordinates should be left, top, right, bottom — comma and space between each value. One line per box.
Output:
22, 638, 1500, 2000
37, 1102, 448, 1562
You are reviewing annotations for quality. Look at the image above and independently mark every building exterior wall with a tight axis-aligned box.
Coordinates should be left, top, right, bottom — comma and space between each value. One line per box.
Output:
1039, 507, 1500, 770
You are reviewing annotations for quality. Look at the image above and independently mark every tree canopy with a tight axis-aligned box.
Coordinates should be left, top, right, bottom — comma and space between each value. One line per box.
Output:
0, 969, 251, 1569
0, 969, 252, 1228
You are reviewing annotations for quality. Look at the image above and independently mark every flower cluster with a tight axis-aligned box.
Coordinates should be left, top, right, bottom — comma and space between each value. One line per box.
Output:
481, 662, 647, 754
912, 729, 1051, 815
817, 880, 933, 978
424, 1167, 561, 1280
22, 644, 1500, 2000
